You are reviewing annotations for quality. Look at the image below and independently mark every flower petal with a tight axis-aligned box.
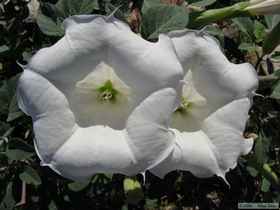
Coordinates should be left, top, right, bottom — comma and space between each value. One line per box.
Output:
150, 129, 226, 181
151, 98, 254, 182
49, 88, 178, 181
18, 73, 178, 181
29, 15, 182, 94
168, 30, 258, 109
17, 70, 77, 163
126, 88, 178, 172
28, 15, 183, 128
202, 98, 254, 171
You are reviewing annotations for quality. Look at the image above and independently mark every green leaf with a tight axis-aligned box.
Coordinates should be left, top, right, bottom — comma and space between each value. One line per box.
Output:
254, 21, 266, 43
68, 180, 90, 192
0, 75, 19, 115
123, 178, 144, 205
238, 42, 257, 52
37, 12, 65, 36
145, 199, 158, 209
141, 4, 189, 39
261, 177, 271, 192
0, 81, 11, 115
5, 149, 33, 162
7, 94, 23, 122
37, 0, 98, 36
56, 0, 98, 17
48, 201, 58, 210
246, 166, 258, 177
265, 15, 280, 29
0, 45, 9, 54
232, 17, 254, 39
19, 166, 42, 186
190, 0, 216, 7
271, 80, 280, 99
0, 183, 16, 210
142, 0, 161, 14
263, 21, 280, 55
253, 135, 270, 166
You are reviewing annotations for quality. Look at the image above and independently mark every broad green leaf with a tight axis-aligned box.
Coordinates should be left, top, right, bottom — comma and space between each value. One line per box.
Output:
239, 42, 257, 52
7, 94, 23, 122
246, 166, 258, 177
142, 0, 161, 14
56, 0, 98, 17
0, 75, 18, 115
68, 180, 90, 192
261, 177, 271, 192
19, 166, 42, 186
254, 21, 266, 43
265, 15, 280, 29
37, 12, 65, 36
37, 0, 98, 36
254, 135, 270, 166
141, 4, 189, 39
123, 178, 144, 205
263, 21, 280, 55
190, 0, 216, 7
5, 149, 33, 162
271, 80, 280, 99
0, 183, 15, 210
232, 17, 254, 39
205, 24, 223, 37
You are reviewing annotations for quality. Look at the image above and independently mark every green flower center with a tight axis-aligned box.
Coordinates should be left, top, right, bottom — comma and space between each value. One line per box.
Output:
97, 80, 119, 102
175, 97, 192, 114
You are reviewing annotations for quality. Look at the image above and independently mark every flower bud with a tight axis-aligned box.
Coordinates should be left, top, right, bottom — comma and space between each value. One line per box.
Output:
245, 0, 280, 15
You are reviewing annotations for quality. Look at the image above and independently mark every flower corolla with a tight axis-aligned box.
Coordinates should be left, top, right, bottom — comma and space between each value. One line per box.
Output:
17, 15, 183, 181
150, 30, 258, 182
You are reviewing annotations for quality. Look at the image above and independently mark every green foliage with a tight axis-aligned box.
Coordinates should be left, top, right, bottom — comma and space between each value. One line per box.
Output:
189, 0, 216, 8
37, 0, 99, 36
19, 166, 42, 186
263, 21, 280, 55
123, 178, 144, 205
141, 0, 189, 39
68, 180, 90, 192
0, 183, 16, 210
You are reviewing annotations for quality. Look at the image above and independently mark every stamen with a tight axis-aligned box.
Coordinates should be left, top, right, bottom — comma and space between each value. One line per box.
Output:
175, 97, 192, 114
97, 80, 119, 102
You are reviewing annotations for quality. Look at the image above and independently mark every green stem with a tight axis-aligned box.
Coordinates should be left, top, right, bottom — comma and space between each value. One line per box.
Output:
189, 2, 251, 28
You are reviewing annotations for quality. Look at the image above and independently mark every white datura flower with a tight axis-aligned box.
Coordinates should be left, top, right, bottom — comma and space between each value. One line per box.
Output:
245, 0, 280, 15
17, 15, 183, 181
150, 30, 259, 183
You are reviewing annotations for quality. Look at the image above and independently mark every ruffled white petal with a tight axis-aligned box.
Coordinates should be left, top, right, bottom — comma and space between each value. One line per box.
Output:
150, 129, 226, 180
51, 88, 178, 181
151, 98, 254, 183
126, 88, 178, 172
202, 98, 254, 171
27, 15, 183, 129
17, 70, 179, 181
17, 70, 77, 163
168, 30, 258, 109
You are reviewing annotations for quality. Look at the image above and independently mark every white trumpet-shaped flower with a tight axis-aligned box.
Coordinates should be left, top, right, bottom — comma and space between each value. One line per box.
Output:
17, 15, 183, 181
150, 30, 258, 182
